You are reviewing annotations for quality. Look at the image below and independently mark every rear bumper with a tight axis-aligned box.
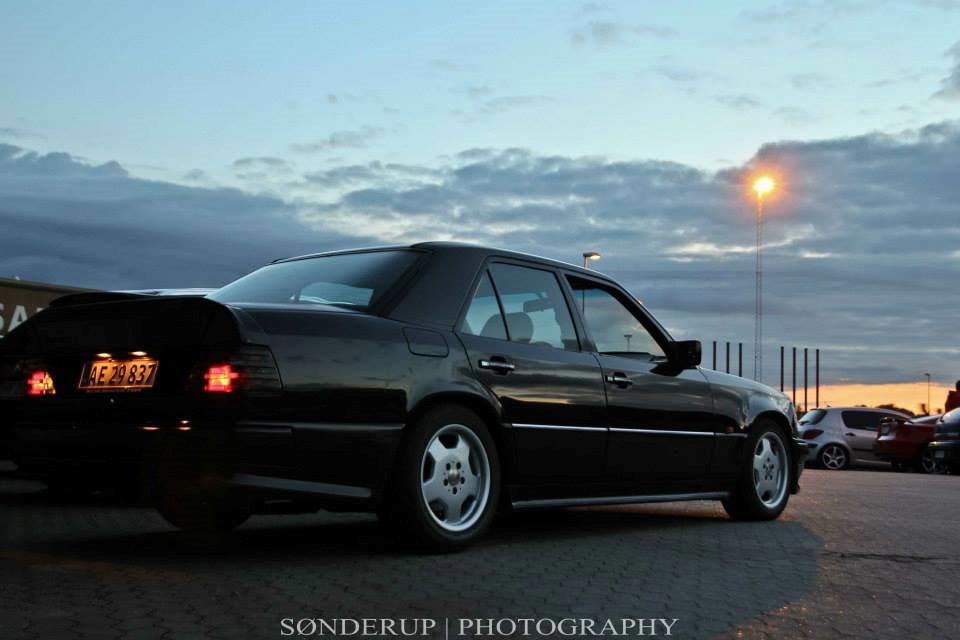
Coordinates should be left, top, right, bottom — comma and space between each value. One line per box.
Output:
873, 437, 922, 463
927, 440, 960, 464
9, 418, 403, 508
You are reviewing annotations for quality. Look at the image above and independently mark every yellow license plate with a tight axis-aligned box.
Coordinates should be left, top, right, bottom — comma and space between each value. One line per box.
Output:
79, 358, 159, 391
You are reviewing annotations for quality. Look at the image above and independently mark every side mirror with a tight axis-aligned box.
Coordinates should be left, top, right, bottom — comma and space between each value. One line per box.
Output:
667, 340, 701, 368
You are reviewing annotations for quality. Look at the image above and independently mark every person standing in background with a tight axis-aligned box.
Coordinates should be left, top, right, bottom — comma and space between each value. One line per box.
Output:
946, 381, 960, 413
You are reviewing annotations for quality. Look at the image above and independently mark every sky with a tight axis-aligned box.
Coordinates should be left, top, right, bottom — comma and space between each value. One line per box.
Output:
1, 1, 959, 409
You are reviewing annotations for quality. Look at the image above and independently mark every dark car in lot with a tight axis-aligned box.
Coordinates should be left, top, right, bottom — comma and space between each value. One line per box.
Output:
874, 413, 945, 473
926, 409, 960, 474
0, 243, 806, 549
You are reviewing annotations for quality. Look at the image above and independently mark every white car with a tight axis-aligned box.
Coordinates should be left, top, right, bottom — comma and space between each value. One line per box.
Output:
799, 407, 912, 470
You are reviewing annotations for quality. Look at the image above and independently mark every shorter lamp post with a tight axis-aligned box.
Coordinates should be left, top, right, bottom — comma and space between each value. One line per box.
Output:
582, 251, 601, 269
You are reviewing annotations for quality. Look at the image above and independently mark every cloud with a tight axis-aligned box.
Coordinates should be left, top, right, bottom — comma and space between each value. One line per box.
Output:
572, 20, 674, 47
0, 144, 375, 290
291, 127, 384, 154
790, 73, 833, 91
231, 156, 295, 180
0, 127, 32, 140
3, 122, 960, 385
932, 41, 960, 100
717, 94, 762, 110
773, 106, 816, 124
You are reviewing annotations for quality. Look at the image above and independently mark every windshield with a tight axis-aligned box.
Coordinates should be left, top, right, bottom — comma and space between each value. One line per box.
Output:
208, 250, 420, 311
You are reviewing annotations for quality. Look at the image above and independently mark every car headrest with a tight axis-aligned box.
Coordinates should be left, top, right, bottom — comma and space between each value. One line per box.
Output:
480, 315, 506, 339
505, 312, 534, 343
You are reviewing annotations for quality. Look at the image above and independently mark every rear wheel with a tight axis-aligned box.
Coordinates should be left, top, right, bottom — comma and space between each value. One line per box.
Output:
818, 444, 849, 470
723, 420, 791, 521
916, 447, 946, 474
381, 405, 500, 551
155, 475, 250, 533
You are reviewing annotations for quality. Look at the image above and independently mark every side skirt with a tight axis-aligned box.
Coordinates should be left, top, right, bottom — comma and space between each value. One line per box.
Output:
511, 491, 730, 510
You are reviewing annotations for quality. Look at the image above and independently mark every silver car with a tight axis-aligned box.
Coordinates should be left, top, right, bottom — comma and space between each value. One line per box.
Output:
799, 407, 912, 470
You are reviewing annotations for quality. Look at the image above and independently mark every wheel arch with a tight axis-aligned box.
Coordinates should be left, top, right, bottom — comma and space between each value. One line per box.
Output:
405, 390, 513, 482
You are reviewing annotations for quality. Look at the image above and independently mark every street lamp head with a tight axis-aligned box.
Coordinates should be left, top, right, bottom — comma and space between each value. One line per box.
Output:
753, 175, 775, 197
582, 252, 601, 261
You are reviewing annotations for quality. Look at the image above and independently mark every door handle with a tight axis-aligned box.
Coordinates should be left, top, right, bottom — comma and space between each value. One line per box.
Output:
844, 432, 856, 437
479, 358, 515, 374
605, 372, 633, 387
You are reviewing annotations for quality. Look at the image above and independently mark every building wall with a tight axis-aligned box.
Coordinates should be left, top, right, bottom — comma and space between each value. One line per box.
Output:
0, 278, 91, 339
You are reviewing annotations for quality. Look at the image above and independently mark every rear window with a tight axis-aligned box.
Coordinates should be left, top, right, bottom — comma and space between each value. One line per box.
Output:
799, 409, 826, 425
208, 250, 420, 311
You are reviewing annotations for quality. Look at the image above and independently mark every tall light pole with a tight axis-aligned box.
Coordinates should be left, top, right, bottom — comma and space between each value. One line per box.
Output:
582, 251, 601, 269
752, 176, 775, 383
924, 373, 931, 415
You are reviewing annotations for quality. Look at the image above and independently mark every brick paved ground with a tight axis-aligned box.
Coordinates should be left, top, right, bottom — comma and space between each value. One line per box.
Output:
0, 466, 957, 639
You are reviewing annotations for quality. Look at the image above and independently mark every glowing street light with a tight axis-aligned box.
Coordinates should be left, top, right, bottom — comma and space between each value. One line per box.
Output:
754, 176, 775, 197
752, 175, 775, 383
582, 251, 601, 269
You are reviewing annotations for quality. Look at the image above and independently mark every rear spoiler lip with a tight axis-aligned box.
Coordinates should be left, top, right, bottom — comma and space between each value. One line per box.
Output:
48, 291, 151, 307
49, 289, 215, 308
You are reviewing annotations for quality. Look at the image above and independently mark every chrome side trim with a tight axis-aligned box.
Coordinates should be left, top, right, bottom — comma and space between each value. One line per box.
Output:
609, 428, 714, 437
512, 423, 607, 432
717, 432, 749, 438
512, 491, 730, 510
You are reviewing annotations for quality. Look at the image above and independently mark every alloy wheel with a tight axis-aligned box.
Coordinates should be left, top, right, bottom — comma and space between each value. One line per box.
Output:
420, 424, 491, 532
753, 432, 789, 508
820, 445, 847, 470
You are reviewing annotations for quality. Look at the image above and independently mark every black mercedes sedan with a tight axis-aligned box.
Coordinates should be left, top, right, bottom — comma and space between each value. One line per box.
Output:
1, 243, 805, 549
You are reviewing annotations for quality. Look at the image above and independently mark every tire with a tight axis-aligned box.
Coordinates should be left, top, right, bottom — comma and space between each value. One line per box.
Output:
155, 472, 250, 533
916, 447, 946, 475
381, 405, 500, 552
723, 419, 792, 521
157, 480, 250, 533
817, 443, 850, 470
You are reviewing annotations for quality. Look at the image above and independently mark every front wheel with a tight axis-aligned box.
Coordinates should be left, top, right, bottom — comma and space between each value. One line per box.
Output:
381, 405, 500, 551
723, 420, 791, 521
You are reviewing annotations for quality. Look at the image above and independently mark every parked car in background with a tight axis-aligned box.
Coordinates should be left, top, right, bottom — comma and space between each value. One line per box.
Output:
800, 407, 912, 470
876, 412, 950, 474
927, 409, 960, 474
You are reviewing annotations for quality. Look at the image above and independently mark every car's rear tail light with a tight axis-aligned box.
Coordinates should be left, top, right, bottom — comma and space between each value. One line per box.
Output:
801, 429, 823, 440
27, 370, 56, 396
203, 364, 238, 393
191, 345, 282, 396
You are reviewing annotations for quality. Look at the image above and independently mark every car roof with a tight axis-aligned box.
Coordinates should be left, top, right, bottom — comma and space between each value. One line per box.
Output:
271, 241, 608, 280
815, 407, 912, 416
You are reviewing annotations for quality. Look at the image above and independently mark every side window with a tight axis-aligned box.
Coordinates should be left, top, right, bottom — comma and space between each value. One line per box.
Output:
488, 264, 578, 351
842, 411, 879, 430
460, 272, 507, 340
566, 277, 665, 357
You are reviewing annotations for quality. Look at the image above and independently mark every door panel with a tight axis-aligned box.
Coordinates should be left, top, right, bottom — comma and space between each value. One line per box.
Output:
459, 334, 607, 481
600, 354, 716, 482
563, 276, 719, 486
457, 265, 607, 482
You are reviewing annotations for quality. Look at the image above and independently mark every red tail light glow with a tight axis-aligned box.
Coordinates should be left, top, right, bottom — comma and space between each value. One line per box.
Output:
203, 364, 239, 393
27, 371, 56, 396
801, 429, 823, 440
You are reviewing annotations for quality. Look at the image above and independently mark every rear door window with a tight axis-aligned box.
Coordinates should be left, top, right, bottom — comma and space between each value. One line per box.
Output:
460, 272, 507, 340
488, 263, 579, 351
